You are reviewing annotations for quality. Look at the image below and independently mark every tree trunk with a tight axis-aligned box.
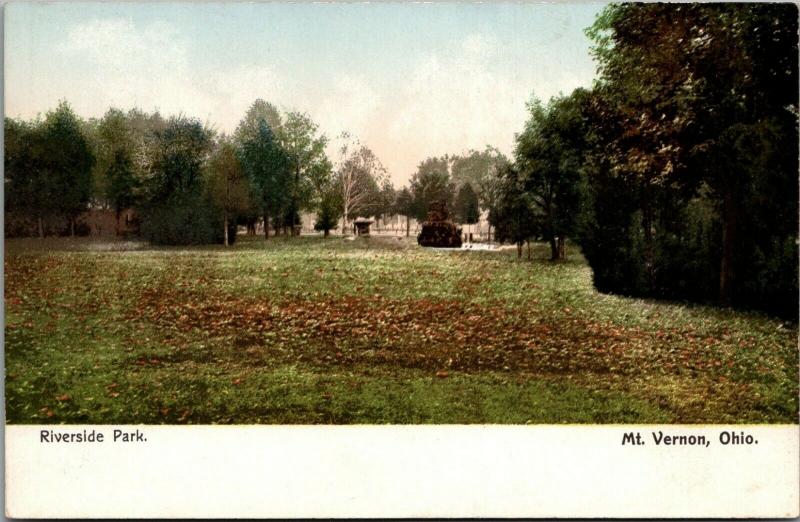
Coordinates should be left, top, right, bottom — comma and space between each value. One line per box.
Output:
642, 204, 655, 288
37, 217, 44, 239
517, 241, 523, 259
263, 212, 269, 239
549, 236, 559, 261
324, 228, 330, 237
406, 215, 410, 237
223, 211, 229, 247
527, 239, 531, 260
70, 217, 75, 237
557, 236, 566, 260
719, 187, 737, 306
292, 165, 299, 232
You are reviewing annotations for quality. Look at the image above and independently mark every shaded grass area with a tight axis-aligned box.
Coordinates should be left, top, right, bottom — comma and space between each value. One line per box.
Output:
5, 235, 798, 424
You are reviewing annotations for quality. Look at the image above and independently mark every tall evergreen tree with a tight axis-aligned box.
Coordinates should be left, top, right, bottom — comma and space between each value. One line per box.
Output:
240, 120, 290, 238
409, 157, 456, 221
42, 102, 95, 236
454, 182, 480, 234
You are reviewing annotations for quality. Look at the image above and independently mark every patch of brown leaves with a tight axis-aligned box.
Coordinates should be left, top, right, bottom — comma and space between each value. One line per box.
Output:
129, 288, 723, 376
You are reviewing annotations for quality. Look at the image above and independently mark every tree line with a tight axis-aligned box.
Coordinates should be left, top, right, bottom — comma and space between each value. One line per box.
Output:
5, 99, 503, 243
489, 3, 798, 318
5, 100, 396, 244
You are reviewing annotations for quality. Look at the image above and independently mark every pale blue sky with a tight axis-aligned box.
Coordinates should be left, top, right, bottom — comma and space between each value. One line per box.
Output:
5, 2, 607, 184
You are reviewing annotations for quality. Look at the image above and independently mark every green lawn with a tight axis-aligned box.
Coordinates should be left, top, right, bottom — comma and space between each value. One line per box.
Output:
5, 235, 798, 424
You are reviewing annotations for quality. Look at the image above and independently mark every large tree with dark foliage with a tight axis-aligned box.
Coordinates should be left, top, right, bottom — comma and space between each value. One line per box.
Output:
450, 147, 510, 240
45, 103, 95, 236
105, 148, 138, 233
314, 179, 342, 237
240, 120, 290, 238
493, 163, 538, 258
5, 117, 51, 237
409, 157, 456, 221
5, 103, 95, 237
281, 111, 330, 234
516, 91, 590, 260
205, 137, 252, 246
374, 179, 397, 229
454, 182, 480, 232
91, 109, 138, 214
583, 2, 798, 317
138, 116, 221, 245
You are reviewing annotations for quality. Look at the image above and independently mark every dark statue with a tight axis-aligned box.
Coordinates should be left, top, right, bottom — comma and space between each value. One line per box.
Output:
417, 200, 462, 248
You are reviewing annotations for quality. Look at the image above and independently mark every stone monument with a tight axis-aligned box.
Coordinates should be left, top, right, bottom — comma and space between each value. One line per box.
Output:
417, 200, 462, 248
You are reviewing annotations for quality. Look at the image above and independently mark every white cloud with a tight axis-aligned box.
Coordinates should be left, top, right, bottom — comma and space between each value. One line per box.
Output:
61, 19, 185, 70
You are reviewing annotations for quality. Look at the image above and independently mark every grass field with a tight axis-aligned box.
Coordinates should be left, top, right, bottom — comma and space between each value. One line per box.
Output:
5, 235, 798, 424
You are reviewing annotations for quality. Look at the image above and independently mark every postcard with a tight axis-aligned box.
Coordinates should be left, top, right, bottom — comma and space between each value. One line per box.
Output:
4, 1, 799, 518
